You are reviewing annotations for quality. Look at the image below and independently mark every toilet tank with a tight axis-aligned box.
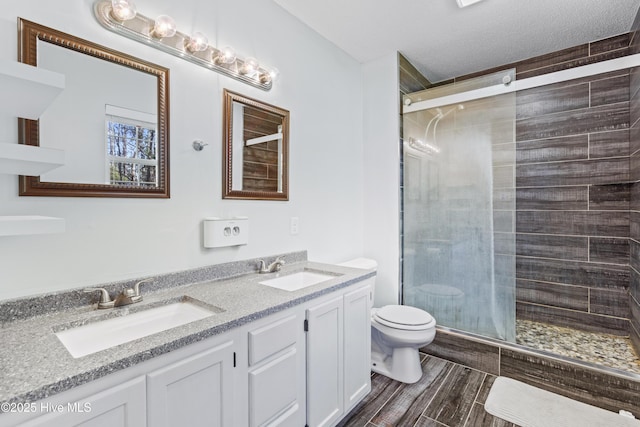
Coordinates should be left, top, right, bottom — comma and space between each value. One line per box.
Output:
339, 258, 378, 270
339, 258, 377, 307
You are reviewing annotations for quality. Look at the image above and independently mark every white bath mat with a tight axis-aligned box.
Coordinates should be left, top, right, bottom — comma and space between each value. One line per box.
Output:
485, 376, 640, 427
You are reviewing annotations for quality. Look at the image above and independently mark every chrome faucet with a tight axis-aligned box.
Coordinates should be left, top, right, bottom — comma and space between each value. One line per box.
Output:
258, 256, 285, 274
84, 278, 152, 309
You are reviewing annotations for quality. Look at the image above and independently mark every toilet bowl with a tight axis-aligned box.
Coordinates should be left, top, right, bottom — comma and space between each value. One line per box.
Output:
339, 258, 437, 384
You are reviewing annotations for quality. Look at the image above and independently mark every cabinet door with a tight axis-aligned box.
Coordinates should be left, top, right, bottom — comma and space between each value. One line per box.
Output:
147, 339, 235, 427
343, 285, 371, 412
19, 377, 146, 427
306, 296, 344, 427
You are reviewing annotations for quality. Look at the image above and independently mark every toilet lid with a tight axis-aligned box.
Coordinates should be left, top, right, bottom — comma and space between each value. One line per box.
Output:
373, 305, 435, 331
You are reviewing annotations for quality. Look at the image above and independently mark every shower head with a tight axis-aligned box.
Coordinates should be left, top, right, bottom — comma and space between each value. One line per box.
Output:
440, 104, 464, 118
421, 104, 464, 148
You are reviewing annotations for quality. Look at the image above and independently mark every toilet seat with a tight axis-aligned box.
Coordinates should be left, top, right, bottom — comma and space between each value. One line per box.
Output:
373, 305, 435, 331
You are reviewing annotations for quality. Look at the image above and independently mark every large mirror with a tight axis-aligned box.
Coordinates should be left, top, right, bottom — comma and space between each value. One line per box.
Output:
18, 19, 170, 198
223, 89, 289, 200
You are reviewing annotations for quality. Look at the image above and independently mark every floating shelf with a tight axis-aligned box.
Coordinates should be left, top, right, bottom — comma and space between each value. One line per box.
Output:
0, 60, 65, 119
0, 216, 65, 237
0, 143, 65, 176
0, 61, 67, 237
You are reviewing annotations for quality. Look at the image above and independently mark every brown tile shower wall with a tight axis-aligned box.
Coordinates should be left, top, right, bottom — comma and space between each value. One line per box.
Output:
399, 53, 432, 131
400, 34, 638, 337
509, 35, 632, 336
630, 15, 640, 354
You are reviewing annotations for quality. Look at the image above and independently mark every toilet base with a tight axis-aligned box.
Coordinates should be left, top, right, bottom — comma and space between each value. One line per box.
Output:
371, 347, 423, 384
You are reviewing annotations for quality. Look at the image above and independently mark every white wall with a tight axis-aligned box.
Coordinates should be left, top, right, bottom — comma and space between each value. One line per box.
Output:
0, 0, 365, 300
361, 53, 400, 306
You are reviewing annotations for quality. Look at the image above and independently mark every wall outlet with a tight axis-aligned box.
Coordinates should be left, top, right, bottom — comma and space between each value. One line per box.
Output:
290, 217, 299, 235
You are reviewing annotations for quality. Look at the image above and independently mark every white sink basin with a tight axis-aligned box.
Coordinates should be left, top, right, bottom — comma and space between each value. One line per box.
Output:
55, 301, 220, 358
259, 271, 336, 292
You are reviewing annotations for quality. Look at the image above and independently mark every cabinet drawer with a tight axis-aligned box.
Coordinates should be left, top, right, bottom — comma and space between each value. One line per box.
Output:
248, 314, 298, 366
249, 349, 299, 427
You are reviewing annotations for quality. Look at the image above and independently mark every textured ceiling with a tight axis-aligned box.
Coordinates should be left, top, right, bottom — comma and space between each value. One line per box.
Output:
273, 0, 640, 83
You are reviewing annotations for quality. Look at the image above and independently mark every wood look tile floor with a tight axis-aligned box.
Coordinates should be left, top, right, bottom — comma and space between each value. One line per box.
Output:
339, 354, 516, 427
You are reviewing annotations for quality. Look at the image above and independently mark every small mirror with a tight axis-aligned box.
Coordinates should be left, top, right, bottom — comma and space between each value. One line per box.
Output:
18, 19, 170, 198
223, 89, 289, 200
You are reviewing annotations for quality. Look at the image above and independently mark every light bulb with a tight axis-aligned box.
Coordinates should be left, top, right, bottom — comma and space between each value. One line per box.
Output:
269, 68, 280, 81
185, 32, 208, 52
111, 0, 137, 21
214, 46, 236, 64
240, 57, 258, 76
260, 67, 279, 84
152, 15, 176, 38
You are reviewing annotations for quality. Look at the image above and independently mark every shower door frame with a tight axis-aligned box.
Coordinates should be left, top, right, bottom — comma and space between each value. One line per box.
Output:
404, 52, 640, 115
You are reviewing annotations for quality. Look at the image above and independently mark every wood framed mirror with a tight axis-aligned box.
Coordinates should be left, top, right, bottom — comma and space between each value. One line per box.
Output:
223, 89, 289, 201
18, 19, 170, 198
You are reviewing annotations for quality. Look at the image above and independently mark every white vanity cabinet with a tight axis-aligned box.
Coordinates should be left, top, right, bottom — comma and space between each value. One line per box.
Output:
1, 278, 372, 427
8, 377, 146, 427
240, 312, 306, 427
2, 333, 236, 427
306, 281, 372, 427
146, 339, 235, 427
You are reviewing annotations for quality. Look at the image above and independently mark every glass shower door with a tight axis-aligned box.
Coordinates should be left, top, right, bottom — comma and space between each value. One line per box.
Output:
402, 80, 516, 342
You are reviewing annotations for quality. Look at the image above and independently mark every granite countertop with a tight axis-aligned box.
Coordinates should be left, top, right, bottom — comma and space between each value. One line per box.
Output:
0, 259, 374, 405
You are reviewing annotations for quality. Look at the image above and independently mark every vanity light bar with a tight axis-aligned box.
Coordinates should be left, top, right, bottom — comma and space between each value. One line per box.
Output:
93, 0, 278, 91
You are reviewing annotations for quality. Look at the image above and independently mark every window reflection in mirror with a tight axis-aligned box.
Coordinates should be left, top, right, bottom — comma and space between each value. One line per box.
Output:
223, 90, 289, 200
18, 18, 169, 198
106, 106, 158, 187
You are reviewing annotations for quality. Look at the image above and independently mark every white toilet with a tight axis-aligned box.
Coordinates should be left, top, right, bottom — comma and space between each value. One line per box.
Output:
339, 258, 437, 384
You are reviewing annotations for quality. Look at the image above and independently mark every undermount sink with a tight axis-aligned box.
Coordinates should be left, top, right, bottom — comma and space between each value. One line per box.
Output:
55, 299, 222, 358
259, 270, 337, 292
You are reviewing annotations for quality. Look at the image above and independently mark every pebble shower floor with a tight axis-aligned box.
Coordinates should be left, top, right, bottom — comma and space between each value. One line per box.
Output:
515, 319, 640, 375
